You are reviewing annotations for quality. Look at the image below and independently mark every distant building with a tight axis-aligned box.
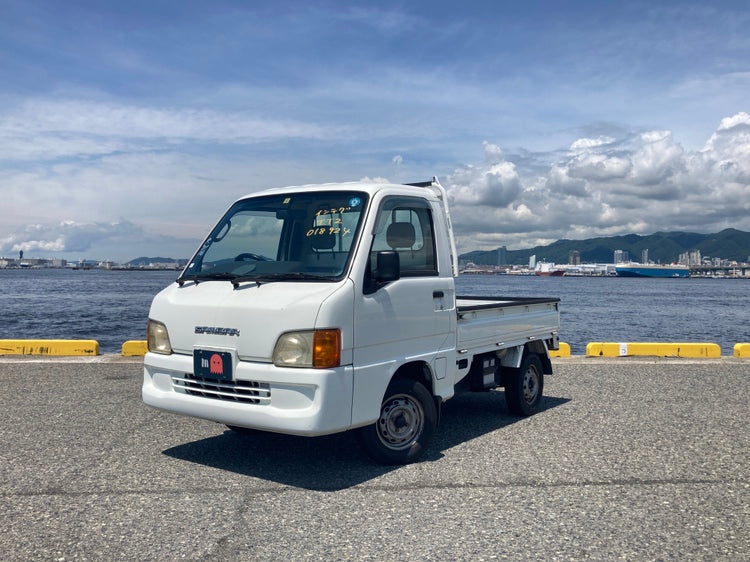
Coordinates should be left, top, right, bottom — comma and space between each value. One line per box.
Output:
614, 250, 629, 264
497, 246, 507, 266
569, 250, 580, 265
679, 249, 702, 266
529, 254, 537, 269
641, 249, 649, 264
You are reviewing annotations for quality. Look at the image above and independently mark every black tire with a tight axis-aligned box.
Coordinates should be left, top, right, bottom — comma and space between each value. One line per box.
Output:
356, 377, 437, 465
505, 353, 544, 416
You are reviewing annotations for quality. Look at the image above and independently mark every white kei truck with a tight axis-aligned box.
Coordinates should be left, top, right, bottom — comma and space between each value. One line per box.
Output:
142, 178, 561, 464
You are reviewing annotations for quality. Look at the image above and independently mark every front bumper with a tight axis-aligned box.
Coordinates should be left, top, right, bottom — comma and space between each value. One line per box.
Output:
142, 351, 354, 436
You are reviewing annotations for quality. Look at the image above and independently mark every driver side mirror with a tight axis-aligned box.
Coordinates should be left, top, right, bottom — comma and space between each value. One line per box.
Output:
375, 251, 400, 283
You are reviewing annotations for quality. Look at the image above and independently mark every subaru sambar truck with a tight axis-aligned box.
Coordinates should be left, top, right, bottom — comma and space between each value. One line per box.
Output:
142, 177, 560, 464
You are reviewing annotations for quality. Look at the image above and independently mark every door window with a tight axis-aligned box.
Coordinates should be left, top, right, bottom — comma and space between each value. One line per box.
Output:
370, 197, 437, 277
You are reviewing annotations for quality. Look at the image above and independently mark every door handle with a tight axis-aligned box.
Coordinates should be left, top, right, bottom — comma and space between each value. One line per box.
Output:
433, 291, 444, 298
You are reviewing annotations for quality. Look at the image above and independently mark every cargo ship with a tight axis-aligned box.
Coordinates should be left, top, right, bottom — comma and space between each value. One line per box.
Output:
615, 263, 690, 278
534, 262, 565, 276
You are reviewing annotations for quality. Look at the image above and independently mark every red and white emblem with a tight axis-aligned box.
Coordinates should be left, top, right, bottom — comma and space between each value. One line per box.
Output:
209, 353, 223, 375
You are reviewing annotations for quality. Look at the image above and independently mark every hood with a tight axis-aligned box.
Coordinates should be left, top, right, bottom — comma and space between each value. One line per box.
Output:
149, 279, 345, 361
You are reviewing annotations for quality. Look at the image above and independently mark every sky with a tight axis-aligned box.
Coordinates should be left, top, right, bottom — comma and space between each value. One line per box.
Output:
1, 0, 749, 263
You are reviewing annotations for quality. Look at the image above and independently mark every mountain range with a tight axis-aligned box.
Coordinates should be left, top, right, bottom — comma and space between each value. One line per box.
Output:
459, 228, 750, 266
127, 256, 189, 266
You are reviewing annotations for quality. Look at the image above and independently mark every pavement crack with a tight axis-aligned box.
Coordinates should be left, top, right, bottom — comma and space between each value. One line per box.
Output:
3, 477, 747, 499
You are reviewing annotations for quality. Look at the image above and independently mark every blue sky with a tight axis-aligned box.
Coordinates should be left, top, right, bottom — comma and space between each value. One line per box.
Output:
1, 0, 749, 262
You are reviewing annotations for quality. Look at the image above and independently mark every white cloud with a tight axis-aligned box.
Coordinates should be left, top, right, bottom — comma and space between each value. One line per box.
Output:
444, 112, 750, 252
570, 136, 615, 152
483, 141, 504, 163
3, 106, 749, 261
629, 130, 684, 187
0, 218, 200, 262
716, 111, 750, 133
0, 97, 339, 161
566, 153, 632, 181
1, 220, 139, 254
702, 111, 750, 179
447, 148, 522, 207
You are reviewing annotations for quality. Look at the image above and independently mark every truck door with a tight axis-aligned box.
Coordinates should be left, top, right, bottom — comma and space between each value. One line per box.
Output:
351, 196, 455, 425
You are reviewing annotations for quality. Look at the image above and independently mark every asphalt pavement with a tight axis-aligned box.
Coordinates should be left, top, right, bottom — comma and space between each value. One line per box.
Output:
0, 356, 748, 561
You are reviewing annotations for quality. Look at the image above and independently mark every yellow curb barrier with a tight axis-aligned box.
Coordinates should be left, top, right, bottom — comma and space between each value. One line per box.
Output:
586, 342, 721, 358
0, 339, 100, 356
548, 342, 571, 358
122, 340, 148, 356
734, 343, 750, 358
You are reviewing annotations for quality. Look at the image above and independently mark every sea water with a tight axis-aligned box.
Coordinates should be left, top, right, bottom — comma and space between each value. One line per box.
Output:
1, 268, 748, 354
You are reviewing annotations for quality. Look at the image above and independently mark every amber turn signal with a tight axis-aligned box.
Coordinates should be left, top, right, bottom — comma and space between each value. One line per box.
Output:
313, 329, 341, 368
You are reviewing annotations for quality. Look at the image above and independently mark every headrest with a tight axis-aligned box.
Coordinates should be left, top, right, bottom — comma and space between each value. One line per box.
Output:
310, 232, 336, 250
386, 222, 415, 249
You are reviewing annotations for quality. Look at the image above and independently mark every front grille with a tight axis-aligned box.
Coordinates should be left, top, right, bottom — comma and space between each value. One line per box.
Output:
172, 374, 271, 405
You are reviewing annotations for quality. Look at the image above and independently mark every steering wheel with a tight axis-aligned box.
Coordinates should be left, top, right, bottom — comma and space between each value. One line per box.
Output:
234, 252, 264, 262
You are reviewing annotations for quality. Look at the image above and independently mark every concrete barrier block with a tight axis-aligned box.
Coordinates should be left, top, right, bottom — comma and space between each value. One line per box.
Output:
734, 343, 750, 358
549, 342, 571, 357
0, 339, 100, 356
586, 342, 721, 358
122, 340, 148, 356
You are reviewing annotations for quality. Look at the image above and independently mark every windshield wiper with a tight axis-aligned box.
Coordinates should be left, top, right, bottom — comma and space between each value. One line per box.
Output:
177, 272, 238, 286
231, 272, 333, 288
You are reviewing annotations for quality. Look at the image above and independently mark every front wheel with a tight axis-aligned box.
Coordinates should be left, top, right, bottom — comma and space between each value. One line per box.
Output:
504, 353, 545, 416
356, 378, 437, 465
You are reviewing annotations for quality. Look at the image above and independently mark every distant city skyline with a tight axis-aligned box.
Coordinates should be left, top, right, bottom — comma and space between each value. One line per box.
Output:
3, 228, 747, 269
1, 1, 749, 262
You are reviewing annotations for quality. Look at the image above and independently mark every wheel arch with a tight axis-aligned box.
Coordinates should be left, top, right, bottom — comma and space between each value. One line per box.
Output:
496, 342, 552, 388
525, 340, 553, 375
389, 360, 440, 424
390, 360, 433, 392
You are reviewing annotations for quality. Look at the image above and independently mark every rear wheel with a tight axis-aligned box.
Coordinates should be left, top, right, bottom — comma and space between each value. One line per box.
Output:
505, 353, 544, 416
357, 377, 437, 465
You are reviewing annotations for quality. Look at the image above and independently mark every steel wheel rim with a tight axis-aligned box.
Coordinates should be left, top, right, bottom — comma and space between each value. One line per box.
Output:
376, 393, 424, 451
522, 364, 540, 404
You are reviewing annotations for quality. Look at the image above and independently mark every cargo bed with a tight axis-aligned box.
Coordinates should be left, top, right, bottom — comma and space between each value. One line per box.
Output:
456, 296, 560, 352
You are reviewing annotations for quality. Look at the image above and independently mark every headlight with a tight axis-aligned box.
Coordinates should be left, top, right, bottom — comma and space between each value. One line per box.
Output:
147, 319, 172, 355
273, 329, 341, 368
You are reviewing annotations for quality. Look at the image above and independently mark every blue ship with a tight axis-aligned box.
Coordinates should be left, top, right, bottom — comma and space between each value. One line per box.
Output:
615, 264, 690, 278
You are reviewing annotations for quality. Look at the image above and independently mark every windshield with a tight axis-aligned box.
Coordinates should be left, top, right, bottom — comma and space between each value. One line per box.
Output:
180, 191, 369, 283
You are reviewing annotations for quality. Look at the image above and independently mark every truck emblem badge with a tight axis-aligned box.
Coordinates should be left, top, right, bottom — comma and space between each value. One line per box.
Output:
194, 326, 241, 336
